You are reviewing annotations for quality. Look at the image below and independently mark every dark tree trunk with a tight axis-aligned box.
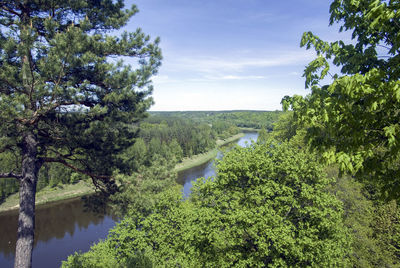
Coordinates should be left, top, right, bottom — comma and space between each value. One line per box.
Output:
14, 133, 41, 268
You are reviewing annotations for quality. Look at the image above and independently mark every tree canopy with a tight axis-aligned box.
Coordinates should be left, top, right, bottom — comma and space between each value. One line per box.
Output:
63, 140, 350, 267
0, 0, 161, 267
282, 0, 400, 198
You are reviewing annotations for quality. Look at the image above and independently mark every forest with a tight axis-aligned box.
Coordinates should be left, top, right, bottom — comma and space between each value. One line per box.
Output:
150, 110, 283, 131
61, 111, 400, 267
0, 0, 399, 267
0, 110, 276, 203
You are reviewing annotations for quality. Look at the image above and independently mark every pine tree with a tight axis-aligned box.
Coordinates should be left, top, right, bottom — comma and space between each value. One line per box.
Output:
0, 1, 161, 267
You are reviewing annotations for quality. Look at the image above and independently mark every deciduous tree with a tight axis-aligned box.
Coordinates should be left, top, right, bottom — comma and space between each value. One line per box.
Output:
282, 0, 400, 198
63, 140, 350, 267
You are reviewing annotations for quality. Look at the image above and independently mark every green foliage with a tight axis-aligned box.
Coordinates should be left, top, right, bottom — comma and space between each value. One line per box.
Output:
120, 138, 147, 172
0, 152, 19, 201
283, 0, 400, 198
327, 168, 400, 267
211, 120, 240, 139
271, 112, 300, 142
0, 0, 161, 186
150, 110, 283, 130
64, 140, 350, 267
109, 155, 178, 218
69, 173, 81, 184
278, 2, 400, 263
139, 116, 216, 158
169, 138, 183, 162
372, 199, 400, 264
148, 137, 163, 161
63, 242, 122, 268
256, 127, 268, 144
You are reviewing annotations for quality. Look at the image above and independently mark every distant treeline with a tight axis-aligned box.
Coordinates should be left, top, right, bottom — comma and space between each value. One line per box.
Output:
150, 110, 283, 130
1, 111, 279, 202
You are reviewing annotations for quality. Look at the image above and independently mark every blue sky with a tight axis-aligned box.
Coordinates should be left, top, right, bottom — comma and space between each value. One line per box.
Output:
123, 0, 349, 111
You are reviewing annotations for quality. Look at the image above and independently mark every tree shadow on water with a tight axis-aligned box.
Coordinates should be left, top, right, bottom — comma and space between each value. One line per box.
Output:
81, 193, 109, 215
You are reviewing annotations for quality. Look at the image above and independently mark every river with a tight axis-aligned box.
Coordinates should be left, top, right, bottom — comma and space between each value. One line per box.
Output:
0, 132, 258, 268
177, 132, 258, 197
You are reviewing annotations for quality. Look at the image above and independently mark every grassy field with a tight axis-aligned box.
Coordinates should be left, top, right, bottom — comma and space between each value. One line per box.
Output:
0, 180, 95, 213
175, 133, 245, 173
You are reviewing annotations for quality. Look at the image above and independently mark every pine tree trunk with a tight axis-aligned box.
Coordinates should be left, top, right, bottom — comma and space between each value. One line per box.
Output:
14, 133, 41, 268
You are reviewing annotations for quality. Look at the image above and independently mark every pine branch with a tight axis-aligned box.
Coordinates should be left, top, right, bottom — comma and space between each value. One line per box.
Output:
42, 157, 111, 181
42, 157, 117, 195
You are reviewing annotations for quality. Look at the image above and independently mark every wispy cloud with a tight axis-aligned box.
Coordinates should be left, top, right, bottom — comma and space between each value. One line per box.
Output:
151, 50, 315, 85
220, 75, 266, 80
152, 73, 268, 84
167, 50, 314, 74
151, 50, 314, 84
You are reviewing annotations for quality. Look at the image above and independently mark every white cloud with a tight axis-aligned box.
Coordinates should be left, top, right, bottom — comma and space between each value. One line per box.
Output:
152, 73, 267, 84
171, 50, 314, 73
148, 47, 316, 111
151, 49, 316, 85
220, 75, 266, 80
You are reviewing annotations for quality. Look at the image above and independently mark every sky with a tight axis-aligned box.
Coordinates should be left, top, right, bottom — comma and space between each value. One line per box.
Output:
122, 0, 351, 111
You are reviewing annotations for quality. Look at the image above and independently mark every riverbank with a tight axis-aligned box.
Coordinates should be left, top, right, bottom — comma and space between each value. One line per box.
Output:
0, 180, 95, 213
175, 132, 245, 173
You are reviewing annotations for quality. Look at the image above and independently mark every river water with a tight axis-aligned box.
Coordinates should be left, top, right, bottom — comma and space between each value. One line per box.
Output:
0, 199, 117, 268
177, 132, 258, 197
0, 132, 258, 268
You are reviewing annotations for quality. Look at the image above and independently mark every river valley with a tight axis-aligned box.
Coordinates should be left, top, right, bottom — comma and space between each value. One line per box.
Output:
0, 132, 258, 267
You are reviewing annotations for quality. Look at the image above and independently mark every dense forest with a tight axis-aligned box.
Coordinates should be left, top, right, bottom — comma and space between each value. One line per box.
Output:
62, 112, 400, 267
150, 110, 283, 130
0, 111, 277, 203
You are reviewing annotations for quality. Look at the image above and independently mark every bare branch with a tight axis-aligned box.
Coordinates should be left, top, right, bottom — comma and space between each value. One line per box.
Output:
14, 98, 96, 127
0, 172, 22, 180
377, 44, 391, 51
42, 157, 117, 195
42, 157, 111, 181
0, 146, 10, 154
0, 4, 22, 17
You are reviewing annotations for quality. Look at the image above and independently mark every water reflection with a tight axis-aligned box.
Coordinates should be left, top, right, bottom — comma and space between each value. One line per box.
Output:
0, 197, 117, 268
0, 132, 258, 267
177, 154, 220, 197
